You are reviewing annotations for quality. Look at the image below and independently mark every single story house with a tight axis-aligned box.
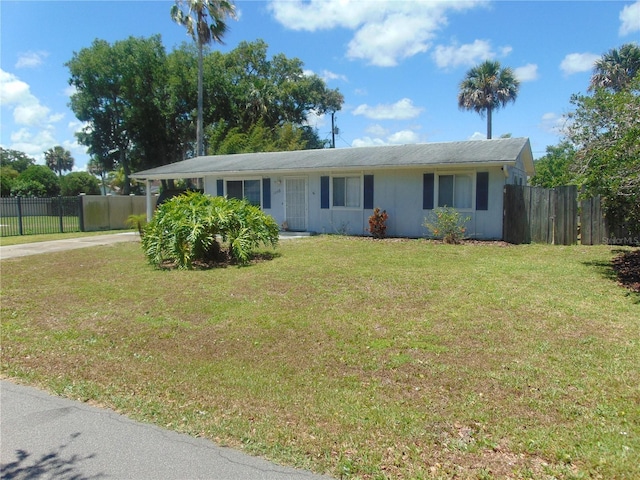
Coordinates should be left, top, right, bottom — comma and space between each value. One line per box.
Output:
131, 137, 534, 240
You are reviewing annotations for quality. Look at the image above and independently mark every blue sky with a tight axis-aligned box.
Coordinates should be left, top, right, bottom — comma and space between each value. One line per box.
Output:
1, 0, 639, 171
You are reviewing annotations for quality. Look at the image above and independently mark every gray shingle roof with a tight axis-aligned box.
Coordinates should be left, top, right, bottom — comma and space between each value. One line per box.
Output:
132, 137, 533, 179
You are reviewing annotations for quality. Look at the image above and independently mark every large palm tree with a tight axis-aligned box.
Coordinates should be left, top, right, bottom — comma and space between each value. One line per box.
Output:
171, 0, 236, 157
458, 60, 520, 140
44, 145, 74, 176
589, 43, 640, 92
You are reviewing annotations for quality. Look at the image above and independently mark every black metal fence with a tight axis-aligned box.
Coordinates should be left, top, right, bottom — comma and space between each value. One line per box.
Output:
0, 196, 83, 237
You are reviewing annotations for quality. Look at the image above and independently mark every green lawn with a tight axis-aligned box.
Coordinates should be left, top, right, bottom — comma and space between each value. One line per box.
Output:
1, 236, 638, 479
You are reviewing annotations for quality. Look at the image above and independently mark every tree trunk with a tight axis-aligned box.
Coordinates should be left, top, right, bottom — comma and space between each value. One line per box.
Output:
121, 149, 131, 195
197, 40, 204, 157
486, 107, 493, 139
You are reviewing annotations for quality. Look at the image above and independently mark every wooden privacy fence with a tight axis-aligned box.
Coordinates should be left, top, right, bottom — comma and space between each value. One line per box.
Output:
503, 185, 617, 245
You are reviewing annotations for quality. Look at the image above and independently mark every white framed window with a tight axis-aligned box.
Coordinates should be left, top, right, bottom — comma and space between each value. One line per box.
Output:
226, 179, 261, 206
437, 173, 473, 209
332, 175, 361, 208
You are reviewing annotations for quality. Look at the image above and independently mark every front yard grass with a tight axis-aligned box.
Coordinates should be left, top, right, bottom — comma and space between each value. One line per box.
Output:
1, 236, 638, 479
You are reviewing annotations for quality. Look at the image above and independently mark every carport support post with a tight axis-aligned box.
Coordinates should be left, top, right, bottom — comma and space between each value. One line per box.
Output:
145, 180, 153, 222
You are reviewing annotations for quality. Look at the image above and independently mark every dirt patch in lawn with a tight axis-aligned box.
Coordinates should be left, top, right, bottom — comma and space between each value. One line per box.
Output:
612, 249, 640, 293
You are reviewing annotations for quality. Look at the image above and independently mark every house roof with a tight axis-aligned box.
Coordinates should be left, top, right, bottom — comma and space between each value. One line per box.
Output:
132, 137, 535, 180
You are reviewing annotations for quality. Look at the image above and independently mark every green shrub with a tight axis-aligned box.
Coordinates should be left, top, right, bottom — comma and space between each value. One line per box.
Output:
368, 207, 388, 238
126, 214, 147, 237
141, 191, 279, 269
423, 207, 470, 244
10, 179, 47, 197
61, 172, 100, 196
17, 165, 60, 196
0, 167, 19, 196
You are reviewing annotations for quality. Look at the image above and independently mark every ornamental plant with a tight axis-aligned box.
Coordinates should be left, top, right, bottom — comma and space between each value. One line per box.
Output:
142, 191, 279, 269
423, 207, 470, 244
368, 207, 389, 239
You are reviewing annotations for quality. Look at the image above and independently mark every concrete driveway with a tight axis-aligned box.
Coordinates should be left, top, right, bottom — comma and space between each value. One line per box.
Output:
0, 231, 311, 260
0, 232, 140, 260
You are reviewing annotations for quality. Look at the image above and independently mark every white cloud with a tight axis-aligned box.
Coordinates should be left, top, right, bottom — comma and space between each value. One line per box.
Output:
352, 127, 423, 147
352, 98, 423, 120
365, 124, 388, 137
9, 126, 58, 162
346, 12, 434, 67
515, 63, 539, 82
619, 1, 640, 36
352, 136, 388, 148
387, 130, 420, 144
540, 112, 566, 135
321, 70, 348, 83
304, 109, 327, 129
468, 132, 486, 141
432, 39, 496, 69
0, 69, 61, 126
15, 51, 49, 69
268, 0, 487, 67
560, 53, 599, 75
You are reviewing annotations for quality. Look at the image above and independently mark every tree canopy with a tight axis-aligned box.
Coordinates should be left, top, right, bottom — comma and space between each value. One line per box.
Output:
171, 0, 237, 156
61, 171, 101, 196
67, 35, 168, 194
565, 78, 640, 233
45, 145, 74, 176
589, 43, 640, 93
67, 36, 343, 193
0, 147, 35, 173
458, 60, 520, 139
530, 142, 576, 188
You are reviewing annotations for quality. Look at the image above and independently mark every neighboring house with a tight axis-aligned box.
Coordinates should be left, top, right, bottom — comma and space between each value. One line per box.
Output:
131, 137, 534, 240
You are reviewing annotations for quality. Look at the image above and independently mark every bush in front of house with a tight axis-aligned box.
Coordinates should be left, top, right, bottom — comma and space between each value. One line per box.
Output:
368, 207, 389, 238
423, 207, 470, 244
141, 191, 279, 269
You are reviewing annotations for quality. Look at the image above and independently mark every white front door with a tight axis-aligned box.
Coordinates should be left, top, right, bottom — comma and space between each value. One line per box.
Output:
285, 177, 307, 231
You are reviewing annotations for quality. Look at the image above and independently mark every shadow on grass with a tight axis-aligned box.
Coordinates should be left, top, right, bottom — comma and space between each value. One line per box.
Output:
158, 251, 282, 271
583, 248, 640, 303
0, 432, 105, 480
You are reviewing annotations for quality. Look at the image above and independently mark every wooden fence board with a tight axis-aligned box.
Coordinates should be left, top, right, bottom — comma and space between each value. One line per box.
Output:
503, 185, 579, 245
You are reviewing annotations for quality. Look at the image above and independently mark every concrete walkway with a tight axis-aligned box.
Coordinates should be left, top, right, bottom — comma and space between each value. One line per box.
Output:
1, 380, 332, 480
0, 232, 141, 260
0, 231, 312, 260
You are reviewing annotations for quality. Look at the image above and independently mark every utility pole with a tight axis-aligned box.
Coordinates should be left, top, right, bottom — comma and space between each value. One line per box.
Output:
331, 111, 338, 148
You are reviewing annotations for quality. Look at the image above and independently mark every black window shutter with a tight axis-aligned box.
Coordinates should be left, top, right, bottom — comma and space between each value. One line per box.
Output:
476, 172, 489, 210
320, 176, 329, 209
262, 178, 271, 209
363, 175, 374, 209
216, 179, 224, 197
423, 173, 434, 209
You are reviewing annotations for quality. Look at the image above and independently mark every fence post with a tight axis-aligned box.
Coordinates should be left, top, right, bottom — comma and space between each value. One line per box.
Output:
78, 194, 85, 232
17, 196, 24, 236
58, 195, 64, 233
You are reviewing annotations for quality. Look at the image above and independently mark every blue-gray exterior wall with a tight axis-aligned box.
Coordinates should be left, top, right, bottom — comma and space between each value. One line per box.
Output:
204, 165, 516, 240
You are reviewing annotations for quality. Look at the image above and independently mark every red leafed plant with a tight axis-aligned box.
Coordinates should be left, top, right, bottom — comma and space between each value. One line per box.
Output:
368, 207, 389, 239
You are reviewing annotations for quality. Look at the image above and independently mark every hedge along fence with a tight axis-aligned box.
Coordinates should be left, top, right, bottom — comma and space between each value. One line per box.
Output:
0, 194, 155, 237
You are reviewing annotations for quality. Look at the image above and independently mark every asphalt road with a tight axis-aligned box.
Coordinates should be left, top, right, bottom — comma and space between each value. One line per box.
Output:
0, 381, 332, 480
